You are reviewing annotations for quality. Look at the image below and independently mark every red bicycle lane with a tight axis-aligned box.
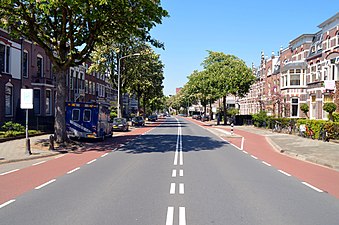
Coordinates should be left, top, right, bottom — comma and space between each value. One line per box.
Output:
216, 126, 339, 199
0, 122, 162, 205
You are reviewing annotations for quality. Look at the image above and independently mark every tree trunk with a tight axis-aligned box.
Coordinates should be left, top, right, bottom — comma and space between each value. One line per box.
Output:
209, 100, 213, 120
223, 95, 227, 125
54, 68, 68, 143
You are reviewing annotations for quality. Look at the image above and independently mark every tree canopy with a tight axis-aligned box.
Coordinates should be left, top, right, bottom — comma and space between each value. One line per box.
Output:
0, 0, 168, 142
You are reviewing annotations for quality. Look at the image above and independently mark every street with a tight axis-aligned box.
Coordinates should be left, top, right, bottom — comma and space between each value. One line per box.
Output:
0, 117, 339, 225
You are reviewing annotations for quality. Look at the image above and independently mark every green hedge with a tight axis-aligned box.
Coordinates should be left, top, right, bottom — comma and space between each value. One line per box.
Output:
1, 130, 41, 138
297, 119, 339, 140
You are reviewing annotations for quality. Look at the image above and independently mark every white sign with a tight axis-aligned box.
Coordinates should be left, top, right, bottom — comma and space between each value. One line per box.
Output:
21, 89, 33, 109
324, 80, 335, 90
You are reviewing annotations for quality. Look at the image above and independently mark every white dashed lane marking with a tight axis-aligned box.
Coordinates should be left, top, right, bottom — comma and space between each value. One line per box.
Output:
0, 200, 16, 209
0, 169, 19, 176
35, 179, 56, 190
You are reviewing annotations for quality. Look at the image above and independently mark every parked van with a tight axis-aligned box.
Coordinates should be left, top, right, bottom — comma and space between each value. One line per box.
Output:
65, 102, 112, 140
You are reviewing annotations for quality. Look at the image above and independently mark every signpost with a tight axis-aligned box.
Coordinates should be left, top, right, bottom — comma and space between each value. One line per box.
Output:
20, 89, 33, 155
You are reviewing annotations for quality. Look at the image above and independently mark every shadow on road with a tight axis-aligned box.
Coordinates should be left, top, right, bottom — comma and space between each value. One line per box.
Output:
118, 133, 226, 154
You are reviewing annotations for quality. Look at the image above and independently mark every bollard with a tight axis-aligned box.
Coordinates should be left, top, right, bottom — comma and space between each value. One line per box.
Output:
231, 123, 234, 135
49, 135, 55, 151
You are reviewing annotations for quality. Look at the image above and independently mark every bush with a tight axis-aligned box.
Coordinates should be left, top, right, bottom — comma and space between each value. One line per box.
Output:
297, 119, 339, 140
332, 112, 339, 122
300, 103, 309, 118
323, 102, 337, 121
1, 121, 25, 132
252, 111, 268, 127
3, 130, 24, 138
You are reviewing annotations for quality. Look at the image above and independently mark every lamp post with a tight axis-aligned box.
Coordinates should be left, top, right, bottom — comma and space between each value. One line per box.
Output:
117, 53, 141, 118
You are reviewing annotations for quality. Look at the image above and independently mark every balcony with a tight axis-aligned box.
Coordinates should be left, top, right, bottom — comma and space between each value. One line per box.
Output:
31, 74, 55, 85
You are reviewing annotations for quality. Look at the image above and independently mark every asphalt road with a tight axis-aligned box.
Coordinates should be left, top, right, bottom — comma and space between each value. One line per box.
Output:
0, 117, 338, 225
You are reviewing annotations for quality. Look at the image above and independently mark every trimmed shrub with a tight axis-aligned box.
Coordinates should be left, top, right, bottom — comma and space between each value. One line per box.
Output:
1, 121, 25, 132
252, 111, 268, 127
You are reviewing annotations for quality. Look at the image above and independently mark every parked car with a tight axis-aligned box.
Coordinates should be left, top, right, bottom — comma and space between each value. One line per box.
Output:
148, 115, 157, 122
112, 118, 129, 132
201, 115, 209, 122
132, 116, 145, 126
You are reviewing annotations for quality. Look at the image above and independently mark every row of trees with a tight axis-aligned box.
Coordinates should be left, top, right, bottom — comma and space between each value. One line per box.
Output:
167, 51, 256, 124
89, 38, 165, 117
0, 0, 168, 143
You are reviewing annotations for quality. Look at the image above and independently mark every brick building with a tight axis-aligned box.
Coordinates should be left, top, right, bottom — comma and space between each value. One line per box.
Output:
240, 13, 339, 119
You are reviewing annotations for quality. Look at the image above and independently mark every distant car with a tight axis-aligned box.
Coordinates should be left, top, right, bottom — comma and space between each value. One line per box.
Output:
112, 118, 129, 132
148, 115, 157, 122
132, 116, 145, 126
192, 115, 198, 119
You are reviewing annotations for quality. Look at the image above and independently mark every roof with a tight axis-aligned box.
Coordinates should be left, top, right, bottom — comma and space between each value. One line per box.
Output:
281, 61, 308, 72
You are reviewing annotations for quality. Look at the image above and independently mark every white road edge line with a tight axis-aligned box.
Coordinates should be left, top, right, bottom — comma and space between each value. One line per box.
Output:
0, 200, 16, 209
262, 161, 271, 167
170, 183, 176, 194
243, 151, 248, 154
0, 169, 19, 176
87, 159, 97, 165
251, 155, 258, 160
67, 167, 80, 174
172, 169, 177, 177
179, 183, 184, 194
35, 179, 56, 190
278, 170, 291, 177
302, 182, 324, 193
179, 169, 184, 177
166, 206, 174, 225
101, 153, 109, 158
33, 161, 46, 166
55, 154, 65, 159
179, 207, 186, 225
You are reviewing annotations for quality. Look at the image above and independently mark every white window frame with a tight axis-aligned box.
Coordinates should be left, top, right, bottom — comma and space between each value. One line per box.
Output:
5, 82, 13, 117
46, 89, 52, 115
37, 54, 43, 77
291, 98, 299, 117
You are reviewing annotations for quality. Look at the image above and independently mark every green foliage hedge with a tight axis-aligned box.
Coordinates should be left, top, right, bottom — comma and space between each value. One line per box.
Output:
252, 111, 339, 140
1, 121, 25, 132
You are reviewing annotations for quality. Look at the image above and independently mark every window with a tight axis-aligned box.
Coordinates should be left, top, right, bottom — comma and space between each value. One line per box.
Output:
83, 109, 91, 122
85, 80, 89, 94
37, 56, 43, 77
33, 89, 41, 115
23, 51, 28, 78
291, 98, 298, 117
289, 69, 301, 86
5, 84, 13, 116
70, 69, 74, 89
311, 96, 316, 119
89, 81, 92, 94
0, 43, 10, 73
72, 109, 80, 121
46, 90, 52, 114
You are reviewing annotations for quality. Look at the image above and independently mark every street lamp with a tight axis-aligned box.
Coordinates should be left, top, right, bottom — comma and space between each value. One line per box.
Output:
117, 53, 141, 118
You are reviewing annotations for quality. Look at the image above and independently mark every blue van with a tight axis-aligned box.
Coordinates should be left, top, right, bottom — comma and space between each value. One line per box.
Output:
65, 102, 112, 140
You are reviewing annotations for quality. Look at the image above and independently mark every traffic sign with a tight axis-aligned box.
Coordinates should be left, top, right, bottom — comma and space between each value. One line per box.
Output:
21, 89, 33, 109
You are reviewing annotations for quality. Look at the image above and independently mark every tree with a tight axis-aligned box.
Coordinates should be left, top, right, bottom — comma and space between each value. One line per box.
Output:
0, 1, 168, 143
300, 103, 309, 118
202, 51, 255, 124
323, 102, 337, 121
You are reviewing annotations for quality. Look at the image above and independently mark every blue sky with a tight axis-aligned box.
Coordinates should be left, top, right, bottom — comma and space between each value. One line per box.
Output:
150, 0, 339, 96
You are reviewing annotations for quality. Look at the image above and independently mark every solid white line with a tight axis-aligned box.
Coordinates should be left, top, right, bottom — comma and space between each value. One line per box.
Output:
179, 207, 186, 225
33, 161, 46, 166
101, 153, 109, 157
173, 149, 178, 166
170, 183, 176, 194
0, 169, 19, 176
35, 179, 56, 190
0, 200, 16, 209
87, 159, 97, 165
278, 170, 291, 177
179, 183, 184, 194
67, 167, 80, 174
302, 182, 324, 193
55, 154, 65, 159
243, 151, 248, 154
179, 169, 184, 177
262, 161, 271, 167
251, 155, 258, 160
166, 207, 174, 225
172, 169, 177, 177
